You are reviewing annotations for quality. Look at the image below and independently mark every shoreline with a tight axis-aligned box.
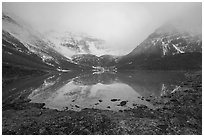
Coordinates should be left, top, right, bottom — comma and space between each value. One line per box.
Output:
2, 70, 202, 135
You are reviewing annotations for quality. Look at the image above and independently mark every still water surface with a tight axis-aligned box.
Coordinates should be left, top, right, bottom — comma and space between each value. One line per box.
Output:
3, 71, 187, 111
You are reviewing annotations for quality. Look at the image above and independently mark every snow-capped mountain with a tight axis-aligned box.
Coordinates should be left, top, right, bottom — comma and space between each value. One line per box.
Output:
129, 23, 201, 57
2, 12, 81, 72
44, 31, 108, 58
2, 11, 202, 72
117, 23, 202, 70
2, 12, 118, 72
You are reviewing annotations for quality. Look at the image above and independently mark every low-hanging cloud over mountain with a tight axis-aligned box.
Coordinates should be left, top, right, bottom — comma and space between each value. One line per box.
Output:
3, 2, 202, 55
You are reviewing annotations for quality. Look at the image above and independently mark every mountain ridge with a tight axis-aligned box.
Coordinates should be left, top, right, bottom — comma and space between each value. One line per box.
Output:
116, 23, 202, 70
2, 12, 202, 72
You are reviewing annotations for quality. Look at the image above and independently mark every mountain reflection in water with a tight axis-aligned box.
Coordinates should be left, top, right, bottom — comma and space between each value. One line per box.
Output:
3, 71, 187, 111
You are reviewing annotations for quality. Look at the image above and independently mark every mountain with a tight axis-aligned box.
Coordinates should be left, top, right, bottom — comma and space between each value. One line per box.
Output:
71, 54, 101, 67
99, 55, 119, 67
71, 54, 118, 68
2, 12, 83, 79
44, 31, 106, 58
2, 12, 202, 73
129, 24, 201, 57
116, 23, 202, 70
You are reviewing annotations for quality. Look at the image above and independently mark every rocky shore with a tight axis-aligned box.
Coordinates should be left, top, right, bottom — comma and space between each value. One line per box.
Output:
2, 71, 202, 135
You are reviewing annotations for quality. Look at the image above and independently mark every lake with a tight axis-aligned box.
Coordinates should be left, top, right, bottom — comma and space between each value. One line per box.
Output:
3, 70, 188, 111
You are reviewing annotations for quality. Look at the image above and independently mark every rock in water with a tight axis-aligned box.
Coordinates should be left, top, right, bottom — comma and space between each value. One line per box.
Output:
120, 101, 128, 106
111, 99, 120, 102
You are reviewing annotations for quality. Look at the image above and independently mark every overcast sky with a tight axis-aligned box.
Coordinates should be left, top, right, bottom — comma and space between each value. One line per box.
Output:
3, 2, 202, 55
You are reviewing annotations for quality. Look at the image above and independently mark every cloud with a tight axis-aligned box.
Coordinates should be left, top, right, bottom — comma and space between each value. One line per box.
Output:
3, 2, 202, 55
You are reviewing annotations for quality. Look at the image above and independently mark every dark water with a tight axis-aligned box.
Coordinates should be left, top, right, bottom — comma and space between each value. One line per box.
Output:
3, 71, 188, 111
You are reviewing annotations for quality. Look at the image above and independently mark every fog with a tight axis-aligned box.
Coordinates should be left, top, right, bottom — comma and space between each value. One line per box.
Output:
3, 2, 202, 55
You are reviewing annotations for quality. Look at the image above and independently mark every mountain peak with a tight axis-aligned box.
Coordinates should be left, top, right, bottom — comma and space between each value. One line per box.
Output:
128, 22, 202, 59
154, 23, 179, 35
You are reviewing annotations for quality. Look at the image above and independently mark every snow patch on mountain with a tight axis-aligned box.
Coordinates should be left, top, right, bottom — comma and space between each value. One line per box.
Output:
172, 44, 184, 54
44, 31, 111, 57
3, 12, 82, 70
3, 12, 56, 65
161, 41, 169, 55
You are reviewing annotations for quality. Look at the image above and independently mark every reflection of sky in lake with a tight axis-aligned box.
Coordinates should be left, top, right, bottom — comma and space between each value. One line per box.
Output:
24, 71, 187, 111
